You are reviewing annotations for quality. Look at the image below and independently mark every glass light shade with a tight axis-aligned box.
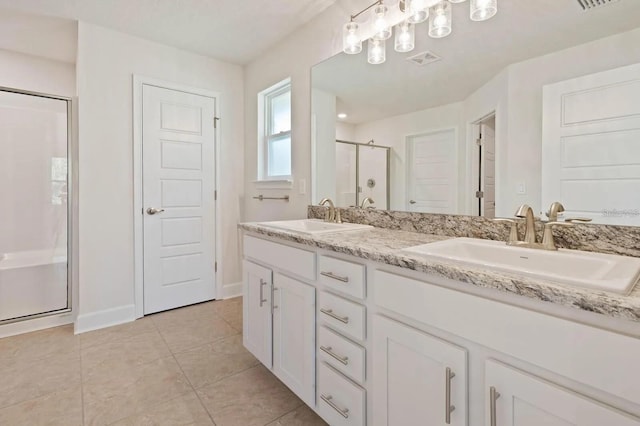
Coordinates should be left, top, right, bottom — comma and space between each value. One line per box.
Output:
371, 4, 392, 40
368, 39, 386, 64
406, 0, 429, 24
343, 22, 362, 54
429, 1, 452, 38
394, 21, 415, 53
470, 0, 497, 21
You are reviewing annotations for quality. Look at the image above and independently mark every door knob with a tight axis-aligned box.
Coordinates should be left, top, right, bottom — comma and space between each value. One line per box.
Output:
409, 200, 416, 204
146, 207, 165, 215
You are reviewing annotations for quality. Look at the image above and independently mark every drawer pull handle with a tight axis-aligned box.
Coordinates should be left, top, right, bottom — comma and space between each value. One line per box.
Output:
321, 271, 350, 283
445, 367, 456, 424
490, 386, 501, 426
259, 279, 268, 307
320, 394, 350, 419
320, 345, 349, 365
320, 308, 349, 324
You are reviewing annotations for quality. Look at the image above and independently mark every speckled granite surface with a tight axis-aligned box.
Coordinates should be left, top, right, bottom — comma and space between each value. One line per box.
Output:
239, 222, 640, 323
308, 207, 640, 258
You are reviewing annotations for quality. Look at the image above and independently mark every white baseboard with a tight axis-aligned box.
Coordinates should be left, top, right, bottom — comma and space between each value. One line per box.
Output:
74, 304, 136, 335
222, 281, 242, 299
0, 312, 74, 339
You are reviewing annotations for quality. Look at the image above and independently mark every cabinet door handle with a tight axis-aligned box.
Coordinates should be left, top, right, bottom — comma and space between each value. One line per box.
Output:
259, 279, 268, 307
320, 308, 349, 324
445, 367, 456, 424
320, 394, 350, 419
490, 386, 501, 426
320, 271, 349, 283
320, 345, 349, 365
272, 288, 279, 313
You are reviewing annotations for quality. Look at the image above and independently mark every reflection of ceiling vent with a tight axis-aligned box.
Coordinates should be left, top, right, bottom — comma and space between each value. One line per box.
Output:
406, 51, 441, 66
576, 0, 620, 10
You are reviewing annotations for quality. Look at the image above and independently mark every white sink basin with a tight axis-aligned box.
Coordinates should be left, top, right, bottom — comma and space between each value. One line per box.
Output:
257, 219, 373, 235
403, 238, 640, 295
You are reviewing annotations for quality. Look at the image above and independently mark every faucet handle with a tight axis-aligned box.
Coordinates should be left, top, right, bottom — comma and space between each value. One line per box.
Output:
492, 218, 520, 244
565, 217, 592, 223
542, 220, 574, 250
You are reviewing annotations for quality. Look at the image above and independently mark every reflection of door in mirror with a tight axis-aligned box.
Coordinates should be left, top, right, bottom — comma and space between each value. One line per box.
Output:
335, 141, 357, 207
407, 129, 458, 213
542, 62, 640, 226
475, 115, 496, 218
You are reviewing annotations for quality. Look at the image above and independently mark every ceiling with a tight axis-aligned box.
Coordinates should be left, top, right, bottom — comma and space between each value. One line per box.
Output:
0, 0, 336, 64
313, 0, 640, 124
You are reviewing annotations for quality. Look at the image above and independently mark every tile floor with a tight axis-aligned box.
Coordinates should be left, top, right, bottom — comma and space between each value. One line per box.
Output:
0, 298, 328, 426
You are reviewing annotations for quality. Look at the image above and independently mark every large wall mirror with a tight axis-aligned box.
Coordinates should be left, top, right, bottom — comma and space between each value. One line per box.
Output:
311, 1, 640, 225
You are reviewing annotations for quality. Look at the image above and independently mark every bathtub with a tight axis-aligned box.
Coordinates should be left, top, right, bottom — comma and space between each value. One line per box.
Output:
0, 249, 68, 322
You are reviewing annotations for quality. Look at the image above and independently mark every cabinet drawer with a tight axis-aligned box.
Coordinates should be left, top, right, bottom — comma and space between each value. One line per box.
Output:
318, 326, 366, 383
318, 255, 365, 299
318, 291, 366, 341
244, 235, 316, 281
318, 362, 366, 426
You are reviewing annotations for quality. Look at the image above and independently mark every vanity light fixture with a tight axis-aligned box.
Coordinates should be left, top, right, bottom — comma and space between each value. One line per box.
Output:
368, 38, 387, 64
342, 0, 497, 62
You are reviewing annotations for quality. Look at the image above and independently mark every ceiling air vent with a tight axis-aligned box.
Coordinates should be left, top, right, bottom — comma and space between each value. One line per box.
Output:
406, 51, 441, 66
576, 0, 620, 11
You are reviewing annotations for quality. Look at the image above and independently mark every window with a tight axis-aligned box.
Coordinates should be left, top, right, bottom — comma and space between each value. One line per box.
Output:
259, 78, 291, 180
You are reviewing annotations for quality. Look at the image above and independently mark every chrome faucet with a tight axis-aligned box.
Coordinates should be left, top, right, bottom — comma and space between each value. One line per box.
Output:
319, 198, 342, 223
360, 197, 375, 209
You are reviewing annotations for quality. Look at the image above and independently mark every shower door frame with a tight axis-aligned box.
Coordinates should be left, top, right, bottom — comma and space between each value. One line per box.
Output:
0, 86, 73, 325
336, 139, 391, 209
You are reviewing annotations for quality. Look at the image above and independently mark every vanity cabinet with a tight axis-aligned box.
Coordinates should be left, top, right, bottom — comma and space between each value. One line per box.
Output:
371, 315, 468, 426
242, 236, 317, 407
242, 231, 640, 425
486, 360, 640, 426
242, 260, 272, 367
272, 273, 316, 406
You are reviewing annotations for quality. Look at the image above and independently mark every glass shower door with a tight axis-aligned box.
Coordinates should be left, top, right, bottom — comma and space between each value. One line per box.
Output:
0, 89, 70, 323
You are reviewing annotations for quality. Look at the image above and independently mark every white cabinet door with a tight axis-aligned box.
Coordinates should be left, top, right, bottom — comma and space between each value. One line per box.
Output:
485, 360, 640, 426
273, 273, 316, 407
243, 260, 272, 368
372, 315, 467, 426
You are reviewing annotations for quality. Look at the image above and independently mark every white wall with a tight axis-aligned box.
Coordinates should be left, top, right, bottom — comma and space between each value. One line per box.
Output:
0, 49, 75, 97
353, 102, 464, 211
244, 4, 348, 222
76, 23, 244, 332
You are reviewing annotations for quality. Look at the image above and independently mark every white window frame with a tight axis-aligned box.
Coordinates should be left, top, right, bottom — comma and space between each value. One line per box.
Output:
257, 78, 292, 184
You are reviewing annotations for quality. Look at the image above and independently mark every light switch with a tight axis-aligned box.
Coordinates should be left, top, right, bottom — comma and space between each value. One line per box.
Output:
299, 179, 306, 195
516, 182, 526, 195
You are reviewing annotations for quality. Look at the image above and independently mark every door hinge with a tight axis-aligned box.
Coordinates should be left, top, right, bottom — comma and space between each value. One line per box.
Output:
476, 137, 482, 146
215, 262, 218, 273
214, 190, 217, 201
214, 116, 220, 128
476, 191, 484, 199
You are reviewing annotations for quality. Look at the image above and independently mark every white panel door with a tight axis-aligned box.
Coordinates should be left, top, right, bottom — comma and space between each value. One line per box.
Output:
142, 84, 216, 314
243, 260, 272, 368
273, 273, 316, 407
486, 360, 640, 426
407, 129, 458, 213
481, 124, 496, 218
542, 62, 640, 225
372, 315, 467, 426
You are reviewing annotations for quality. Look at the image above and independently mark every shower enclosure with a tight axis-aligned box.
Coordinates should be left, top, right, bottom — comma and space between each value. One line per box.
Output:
0, 88, 71, 324
335, 140, 391, 209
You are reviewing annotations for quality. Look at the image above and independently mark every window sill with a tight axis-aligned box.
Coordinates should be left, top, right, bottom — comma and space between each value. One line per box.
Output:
253, 179, 294, 190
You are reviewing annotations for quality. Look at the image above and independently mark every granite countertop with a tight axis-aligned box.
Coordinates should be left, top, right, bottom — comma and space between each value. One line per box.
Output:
239, 222, 640, 323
